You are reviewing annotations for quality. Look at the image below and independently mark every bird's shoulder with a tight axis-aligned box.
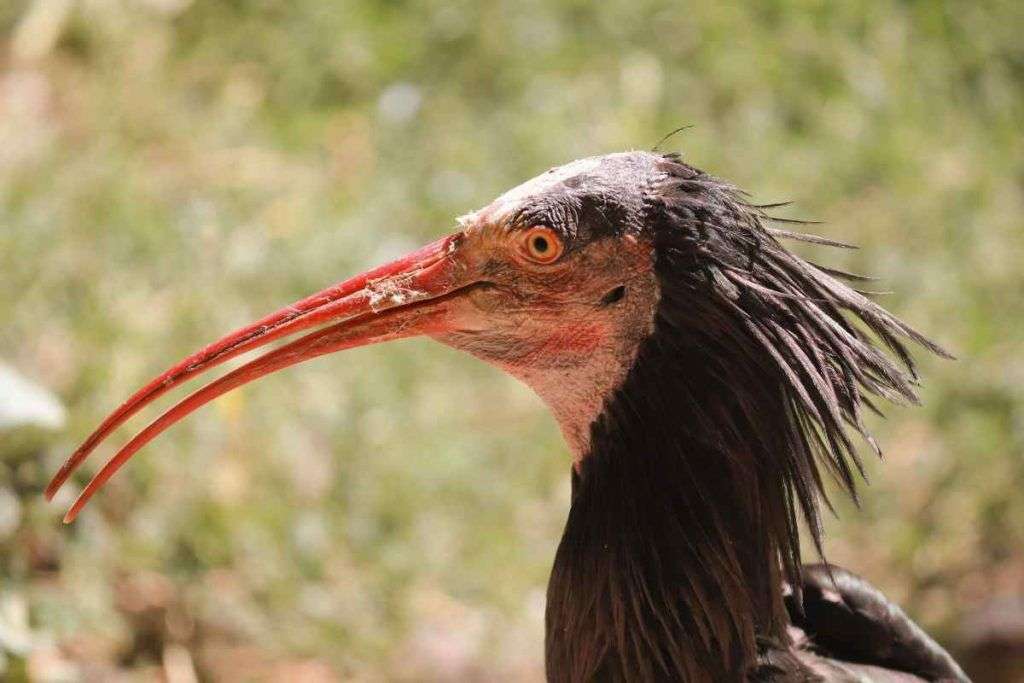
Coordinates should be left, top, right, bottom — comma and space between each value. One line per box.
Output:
784, 563, 969, 682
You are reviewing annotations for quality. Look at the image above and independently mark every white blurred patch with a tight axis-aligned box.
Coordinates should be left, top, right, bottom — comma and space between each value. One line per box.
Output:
0, 364, 66, 434
377, 83, 422, 125
11, 0, 73, 61
0, 488, 21, 539
0, 69, 57, 173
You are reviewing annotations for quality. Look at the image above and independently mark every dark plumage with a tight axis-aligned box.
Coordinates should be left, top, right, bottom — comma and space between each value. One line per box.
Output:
544, 154, 961, 681
787, 565, 967, 681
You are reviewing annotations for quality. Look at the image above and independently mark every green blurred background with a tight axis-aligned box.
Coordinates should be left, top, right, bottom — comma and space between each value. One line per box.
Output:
1, 0, 1022, 680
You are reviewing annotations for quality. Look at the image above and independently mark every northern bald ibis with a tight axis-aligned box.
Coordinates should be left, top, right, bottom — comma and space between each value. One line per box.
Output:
48, 152, 969, 682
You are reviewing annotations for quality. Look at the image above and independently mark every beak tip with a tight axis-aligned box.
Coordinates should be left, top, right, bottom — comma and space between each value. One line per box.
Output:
45, 462, 75, 500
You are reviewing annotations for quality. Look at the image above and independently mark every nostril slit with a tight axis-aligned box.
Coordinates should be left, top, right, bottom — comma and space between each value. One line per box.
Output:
601, 285, 626, 306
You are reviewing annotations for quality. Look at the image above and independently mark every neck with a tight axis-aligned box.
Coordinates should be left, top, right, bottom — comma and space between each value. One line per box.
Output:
544, 316, 801, 682
538, 157, 943, 681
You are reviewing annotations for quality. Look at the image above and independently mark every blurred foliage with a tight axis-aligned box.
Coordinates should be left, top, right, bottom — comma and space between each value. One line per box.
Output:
1, 0, 1022, 680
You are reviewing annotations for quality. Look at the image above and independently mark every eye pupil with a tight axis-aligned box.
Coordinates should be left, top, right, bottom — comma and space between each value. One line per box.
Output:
520, 227, 562, 263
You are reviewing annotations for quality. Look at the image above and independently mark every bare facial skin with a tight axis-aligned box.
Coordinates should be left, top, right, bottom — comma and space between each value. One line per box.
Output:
48, 152, 666, 518
435, 200, 659, 459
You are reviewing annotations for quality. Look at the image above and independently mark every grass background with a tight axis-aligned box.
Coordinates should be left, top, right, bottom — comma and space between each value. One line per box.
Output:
1, 0, 1022, 680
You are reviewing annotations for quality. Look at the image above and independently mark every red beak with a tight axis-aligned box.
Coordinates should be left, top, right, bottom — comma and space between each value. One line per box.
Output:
47, 232, 472, 522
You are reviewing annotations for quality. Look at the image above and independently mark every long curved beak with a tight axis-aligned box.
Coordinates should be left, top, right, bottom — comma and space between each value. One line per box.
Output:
48, 232, 473, 522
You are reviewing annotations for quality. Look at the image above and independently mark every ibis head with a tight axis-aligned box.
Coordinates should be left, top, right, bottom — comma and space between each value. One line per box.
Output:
47, 152, 676, 516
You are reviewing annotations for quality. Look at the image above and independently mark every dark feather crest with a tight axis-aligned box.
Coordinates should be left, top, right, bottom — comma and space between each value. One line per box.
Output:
544, 154, 950, 681
647, 155, 950, 537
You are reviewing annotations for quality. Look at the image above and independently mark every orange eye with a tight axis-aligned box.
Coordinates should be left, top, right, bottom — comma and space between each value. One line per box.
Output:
518, 226, 564, 264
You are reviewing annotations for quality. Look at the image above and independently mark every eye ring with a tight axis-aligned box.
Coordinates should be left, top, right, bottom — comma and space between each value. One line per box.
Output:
518, 226, 564, 264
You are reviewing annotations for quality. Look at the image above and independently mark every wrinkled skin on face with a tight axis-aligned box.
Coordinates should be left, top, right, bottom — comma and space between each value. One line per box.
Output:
48, 153, 665, 519
434, 156, 660, 458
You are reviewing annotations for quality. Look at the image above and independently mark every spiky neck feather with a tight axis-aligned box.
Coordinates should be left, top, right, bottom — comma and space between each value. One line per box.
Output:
544, 157, 946, 682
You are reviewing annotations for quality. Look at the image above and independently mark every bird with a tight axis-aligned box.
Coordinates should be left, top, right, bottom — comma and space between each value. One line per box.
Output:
47, 151, 970, 682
